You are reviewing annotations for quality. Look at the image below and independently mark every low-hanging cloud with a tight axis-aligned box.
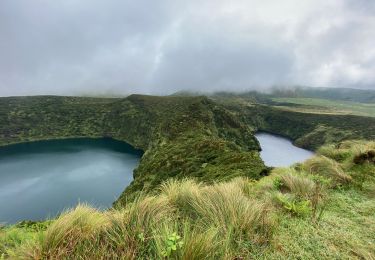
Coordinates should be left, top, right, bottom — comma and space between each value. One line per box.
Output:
0, 0, 374, 96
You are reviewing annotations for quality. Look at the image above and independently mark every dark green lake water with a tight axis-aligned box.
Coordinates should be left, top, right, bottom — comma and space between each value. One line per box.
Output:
0, 138, 142, 224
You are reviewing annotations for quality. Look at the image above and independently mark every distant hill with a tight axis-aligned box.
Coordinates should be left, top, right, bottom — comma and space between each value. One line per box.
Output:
271, 87, 375, 103
173, 86, 375, 103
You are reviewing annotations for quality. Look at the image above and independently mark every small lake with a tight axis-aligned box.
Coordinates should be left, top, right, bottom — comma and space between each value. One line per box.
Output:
255, 132, 314, 167
0, 138, 142, 224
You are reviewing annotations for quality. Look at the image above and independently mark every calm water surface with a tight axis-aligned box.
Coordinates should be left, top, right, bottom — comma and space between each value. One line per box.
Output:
0, 138, 142, 224
255, 133, 314, 167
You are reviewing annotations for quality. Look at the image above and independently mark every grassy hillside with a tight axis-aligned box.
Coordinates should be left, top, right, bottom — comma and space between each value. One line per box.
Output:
1, 140, 374, 259
0, 95, 265, 203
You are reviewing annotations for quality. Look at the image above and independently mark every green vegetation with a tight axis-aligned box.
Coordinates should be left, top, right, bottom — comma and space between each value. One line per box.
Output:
1, 140, 374, 259
271, 86, 375, 103
271, 97, 375, 117
0, 93, 374, 258
208, 91, 375, 150
230, 104, 375, 150
0, 95, 265, 204
0, 94, 374, 201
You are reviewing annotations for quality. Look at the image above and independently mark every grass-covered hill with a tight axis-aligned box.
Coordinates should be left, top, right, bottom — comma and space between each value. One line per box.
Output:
0, 95, 265, 203
1, 140, 374, 259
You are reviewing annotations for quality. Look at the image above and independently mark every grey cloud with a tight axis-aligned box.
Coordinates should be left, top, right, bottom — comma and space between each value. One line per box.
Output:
0, 0, 374, 96
150, 25, 295, 93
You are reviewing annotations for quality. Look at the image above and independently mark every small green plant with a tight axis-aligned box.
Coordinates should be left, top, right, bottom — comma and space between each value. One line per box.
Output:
15, 220, 51, 232
137, 232, 145, 242
161, 232, 183, 258
276, 194, 311, 217
273, 177, 283, 190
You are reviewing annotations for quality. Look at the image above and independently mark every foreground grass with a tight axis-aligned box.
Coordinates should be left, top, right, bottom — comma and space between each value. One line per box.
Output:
1, 140, 374, 259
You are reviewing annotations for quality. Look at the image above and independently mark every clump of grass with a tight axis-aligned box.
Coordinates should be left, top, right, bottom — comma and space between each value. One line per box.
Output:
277, 171, 316, 198
159, 178, 202, 217
160, 178, 276, 249
319, 140, 375, 166
9, 179, 276, 259
189, 181, 276, 246
180, 225, 219, 260
263, 168, 327, 220
303, 156, 352, 187
105, 195, 175, 258
14, 205, 107, 259
318, 144, 352, 162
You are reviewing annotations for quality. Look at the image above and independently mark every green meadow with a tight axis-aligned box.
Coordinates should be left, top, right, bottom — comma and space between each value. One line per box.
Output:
272, 97, 375, 117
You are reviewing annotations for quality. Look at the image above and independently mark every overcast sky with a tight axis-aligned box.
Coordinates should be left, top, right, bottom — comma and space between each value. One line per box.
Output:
1, 0, 374, 96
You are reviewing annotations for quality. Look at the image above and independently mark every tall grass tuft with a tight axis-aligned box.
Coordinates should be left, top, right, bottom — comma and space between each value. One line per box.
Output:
278, 171, 316, 198
103, 195, 175, 259
188, 181, 275, 246
180, 225, 219, 260
159, 178, 202, 217
303, 156, 352, 187
318, 144, 351, 162
13, 205, 107, 259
